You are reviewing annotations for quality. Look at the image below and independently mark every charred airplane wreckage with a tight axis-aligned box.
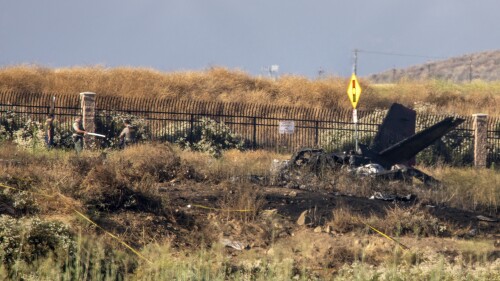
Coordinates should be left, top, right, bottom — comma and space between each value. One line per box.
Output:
272, 103, 465, 187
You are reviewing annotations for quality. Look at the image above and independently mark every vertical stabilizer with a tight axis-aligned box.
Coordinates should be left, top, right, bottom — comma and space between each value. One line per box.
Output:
371, 103, 416, 153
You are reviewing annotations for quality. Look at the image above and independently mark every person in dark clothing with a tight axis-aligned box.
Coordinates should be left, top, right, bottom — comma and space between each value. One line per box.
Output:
45, 114, 55, 148
72, 116, 86, 154
119, 119, 136, 148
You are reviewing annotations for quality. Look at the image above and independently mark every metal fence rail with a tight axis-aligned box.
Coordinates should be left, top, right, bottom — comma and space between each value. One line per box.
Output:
1, 91, 498, 166
488, 116, 500, 165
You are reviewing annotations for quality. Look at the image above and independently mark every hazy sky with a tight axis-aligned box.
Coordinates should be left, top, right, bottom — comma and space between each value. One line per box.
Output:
1, 0, 499, 77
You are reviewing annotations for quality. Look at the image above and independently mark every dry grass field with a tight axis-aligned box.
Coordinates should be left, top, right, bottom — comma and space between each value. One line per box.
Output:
0, 143, 498, 280
1, 65, 500, 116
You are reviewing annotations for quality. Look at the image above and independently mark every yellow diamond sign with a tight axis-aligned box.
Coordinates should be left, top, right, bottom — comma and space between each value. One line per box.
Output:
347, 73, 362, 109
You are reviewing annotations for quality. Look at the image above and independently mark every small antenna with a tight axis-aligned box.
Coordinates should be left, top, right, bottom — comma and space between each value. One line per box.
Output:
353, 49, 358, 74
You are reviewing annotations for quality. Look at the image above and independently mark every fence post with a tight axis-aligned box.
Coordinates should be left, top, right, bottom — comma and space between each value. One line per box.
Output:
80, 92, 96, 149
252, 117, 257, 148
315, 121, 319, 147
189, 114, 194, 143
473, 113, 488, 167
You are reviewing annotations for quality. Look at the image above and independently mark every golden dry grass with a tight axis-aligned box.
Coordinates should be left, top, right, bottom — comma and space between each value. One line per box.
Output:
424, 166, 500, 213
176, 148, 290, 181
2, 65, 500, 115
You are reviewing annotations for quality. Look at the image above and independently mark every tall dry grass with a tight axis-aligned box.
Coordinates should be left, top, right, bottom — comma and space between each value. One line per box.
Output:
3, 65, 500, 115
0, 65, 345, 109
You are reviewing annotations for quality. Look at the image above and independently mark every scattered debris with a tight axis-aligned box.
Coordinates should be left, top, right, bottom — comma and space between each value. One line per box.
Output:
468, 228, 478, 237
476, 215, 498, 222
270, 103, 464, 187
296, 210, 309, 226
261, 209, 278, 219
220, 238, 247, 251
354, 163, 385, 176
369, 192, 413, 202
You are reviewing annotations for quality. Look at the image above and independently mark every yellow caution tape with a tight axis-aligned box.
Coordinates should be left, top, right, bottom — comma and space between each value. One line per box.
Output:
0, 182, 152, 264
358, 219, 410, 251
72, 209, 152, 264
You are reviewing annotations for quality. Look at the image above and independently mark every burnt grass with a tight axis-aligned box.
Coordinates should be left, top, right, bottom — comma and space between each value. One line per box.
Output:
0, 144, 498, 270
163, 179, 499, 245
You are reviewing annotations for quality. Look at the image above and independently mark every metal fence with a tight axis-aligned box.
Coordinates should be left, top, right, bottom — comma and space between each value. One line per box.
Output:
1, 91, 499, 166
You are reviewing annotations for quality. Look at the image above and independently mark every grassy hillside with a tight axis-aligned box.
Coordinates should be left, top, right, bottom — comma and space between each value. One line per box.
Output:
1, 65, 500, 115
368, 49, 500, 83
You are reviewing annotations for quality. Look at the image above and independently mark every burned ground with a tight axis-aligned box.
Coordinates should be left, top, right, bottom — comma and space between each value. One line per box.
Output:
1, 144, 499, 279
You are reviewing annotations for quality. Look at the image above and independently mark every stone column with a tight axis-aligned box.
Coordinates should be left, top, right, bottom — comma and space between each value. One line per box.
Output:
79, 92, 96, 149
473, 113, 488, 167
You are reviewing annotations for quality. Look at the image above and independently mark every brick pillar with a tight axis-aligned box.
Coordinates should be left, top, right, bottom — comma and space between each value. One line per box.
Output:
79, 92, 96, 149
473, 113, 488, 167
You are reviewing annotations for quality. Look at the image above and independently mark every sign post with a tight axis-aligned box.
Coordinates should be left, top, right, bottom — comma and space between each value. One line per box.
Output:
347, 73, 362, 152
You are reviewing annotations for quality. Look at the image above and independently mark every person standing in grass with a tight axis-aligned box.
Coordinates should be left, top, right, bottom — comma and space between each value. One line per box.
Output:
72, 116, 86, 154
118, 119, 136, 148
45, 113, 55, 148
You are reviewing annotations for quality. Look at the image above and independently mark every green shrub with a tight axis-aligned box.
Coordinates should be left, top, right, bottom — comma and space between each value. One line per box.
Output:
0, 216, 75, 266
0, 189, 39, 215
51, 121, 74, 149
11, 119, 45, 150
94, 111, 151, 148
176, 117, 247, 158
0, 110, 23, 142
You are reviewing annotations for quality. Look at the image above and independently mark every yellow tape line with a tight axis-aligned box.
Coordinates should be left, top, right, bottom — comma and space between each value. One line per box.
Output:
0, 183, 153, 264
189, 203, 253, 212
72, 209, 152, 264
358, 219, 410, 251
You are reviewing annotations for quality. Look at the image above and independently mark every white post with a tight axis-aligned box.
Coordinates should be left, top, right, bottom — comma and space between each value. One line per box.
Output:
79, 92, 96, 149
353, 109, 359, 152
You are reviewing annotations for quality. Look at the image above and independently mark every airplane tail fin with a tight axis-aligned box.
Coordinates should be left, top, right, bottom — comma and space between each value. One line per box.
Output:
378, 117, 465, 166
371, 103, 416, 153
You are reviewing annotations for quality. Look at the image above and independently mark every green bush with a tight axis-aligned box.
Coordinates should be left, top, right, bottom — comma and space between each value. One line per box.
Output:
0, 216, 75, 266
11, 119, 45, 150
95, 111, 151, 148
0, 110, 23, 142
176, 117, 247, 158
0, 189, 39, 215
0, 109, 73, 149
51, 121, 74, 149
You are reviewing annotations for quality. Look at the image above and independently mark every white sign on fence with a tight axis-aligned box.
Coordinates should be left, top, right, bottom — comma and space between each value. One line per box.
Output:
279, 120, 295, 134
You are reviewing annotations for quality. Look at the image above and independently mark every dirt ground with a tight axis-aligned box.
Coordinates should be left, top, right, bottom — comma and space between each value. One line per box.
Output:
78, 179, 498, 265
163, 182, 499, 236
91, 180, 496, 272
